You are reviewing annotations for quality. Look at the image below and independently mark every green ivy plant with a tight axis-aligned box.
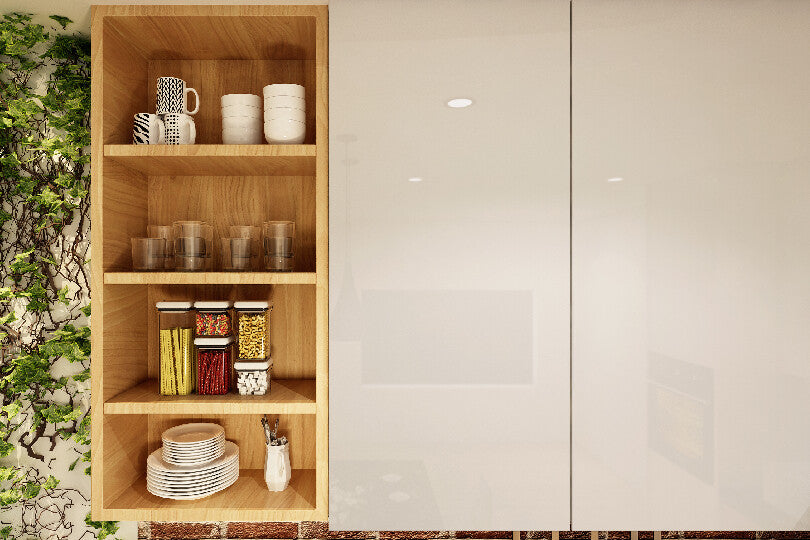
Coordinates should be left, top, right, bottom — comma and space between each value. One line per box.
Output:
0, 12, 116, 540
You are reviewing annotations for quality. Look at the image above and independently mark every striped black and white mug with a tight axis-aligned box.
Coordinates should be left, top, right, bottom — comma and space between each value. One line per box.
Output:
156, 76, 200, 115
133, 113, 165, 145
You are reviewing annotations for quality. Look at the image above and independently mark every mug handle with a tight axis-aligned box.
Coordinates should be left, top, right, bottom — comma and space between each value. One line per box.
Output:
157, 119, 165, 144
184, 87, 200, 115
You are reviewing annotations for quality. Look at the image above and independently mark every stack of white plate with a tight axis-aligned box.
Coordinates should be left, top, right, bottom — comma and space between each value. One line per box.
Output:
146, 423, 239, 500
162, 423, 225, 465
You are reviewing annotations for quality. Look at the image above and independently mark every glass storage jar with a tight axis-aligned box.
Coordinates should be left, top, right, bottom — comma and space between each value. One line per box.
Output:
234, 301, 270, 360
193, 301, 232, 337
234, 359, 272, 395
195, 336, 233, 395
157, 301, 195, 395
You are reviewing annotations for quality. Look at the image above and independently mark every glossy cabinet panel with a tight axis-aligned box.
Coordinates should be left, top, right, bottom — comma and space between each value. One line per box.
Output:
572, 0, 810, 530
329, 0, 571, 530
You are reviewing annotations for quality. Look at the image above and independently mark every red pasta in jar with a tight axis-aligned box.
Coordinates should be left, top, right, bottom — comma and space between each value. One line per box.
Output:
194, 337, 233, 395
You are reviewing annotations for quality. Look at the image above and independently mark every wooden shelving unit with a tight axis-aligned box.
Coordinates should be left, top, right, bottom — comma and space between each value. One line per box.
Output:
90, 5, 328, 522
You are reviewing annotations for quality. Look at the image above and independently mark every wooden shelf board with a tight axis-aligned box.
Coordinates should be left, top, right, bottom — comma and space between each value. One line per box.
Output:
103, 272, 316, 285
104, 144, 316, 176
104, 379, 316, 415
104, 469, 318, 521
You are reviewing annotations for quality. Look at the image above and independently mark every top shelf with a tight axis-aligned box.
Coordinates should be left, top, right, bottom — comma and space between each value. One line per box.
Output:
105, 145, 316, 176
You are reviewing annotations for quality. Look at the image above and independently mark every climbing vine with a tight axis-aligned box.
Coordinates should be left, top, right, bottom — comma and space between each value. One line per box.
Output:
0, 12, 115, 540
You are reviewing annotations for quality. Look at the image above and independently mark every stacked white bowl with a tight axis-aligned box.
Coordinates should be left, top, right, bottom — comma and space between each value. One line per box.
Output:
263, 84, 306, 144
221, 94, 262, 144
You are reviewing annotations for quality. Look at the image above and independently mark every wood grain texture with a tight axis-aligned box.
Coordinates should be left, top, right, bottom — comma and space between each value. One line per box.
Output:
101, 160, 148, 271
104, 378, 316, 415
147, 175, 316, 273
101, 5, 319, 60
102, 284, 149, 400
106, 469, 316, 522
102, 414, 149, 511
106, 145, 316, 176
313, 4, 330, 521
103, 272, 316, 285
90, 4, 105, 518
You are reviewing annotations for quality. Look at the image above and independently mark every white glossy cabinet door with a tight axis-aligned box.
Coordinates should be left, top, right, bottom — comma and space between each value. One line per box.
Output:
329, 0, 571, 530
572, 0, 810, 530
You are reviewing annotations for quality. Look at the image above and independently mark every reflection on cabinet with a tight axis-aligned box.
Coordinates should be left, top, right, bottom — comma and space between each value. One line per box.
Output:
89, 5, 328, 521
329, 0, 571, 530
572, 0, 810, 530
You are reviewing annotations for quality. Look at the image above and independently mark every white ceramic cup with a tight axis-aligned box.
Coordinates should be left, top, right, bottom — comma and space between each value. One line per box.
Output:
221, 93, 261, 108
262, 84, 305, 98
157, 76, 200, 115
264, 95, 305, 110
222, 116, 262, 130
221, 104, 262, 118
264, 107, 306, 123
264, 118, 305, 144
223, 126, 263, 145
164, 113, 197, 145
133, 113, 165, 144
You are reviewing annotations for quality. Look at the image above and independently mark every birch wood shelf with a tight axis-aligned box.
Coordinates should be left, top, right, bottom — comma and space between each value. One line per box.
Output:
90, 4, 328, 522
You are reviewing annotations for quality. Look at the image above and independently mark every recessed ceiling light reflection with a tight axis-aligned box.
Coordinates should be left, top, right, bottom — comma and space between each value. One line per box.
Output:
446, 98, 473, 108
607, 177, 624, 182
408, 177, 423, 183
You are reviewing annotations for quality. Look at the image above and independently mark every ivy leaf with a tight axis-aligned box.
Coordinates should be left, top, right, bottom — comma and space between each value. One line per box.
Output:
42, 475, 59, 490
0, 441, 14, 458
85, 514, 120, 540
0, 467, 19, 483
49, 15, 71, 29
21, 482, 40, 499
58, 285, 70, 305
0, 489, 21, 506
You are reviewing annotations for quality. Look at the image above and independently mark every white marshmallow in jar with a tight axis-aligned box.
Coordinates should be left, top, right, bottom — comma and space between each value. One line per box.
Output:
235, 359, 271, 395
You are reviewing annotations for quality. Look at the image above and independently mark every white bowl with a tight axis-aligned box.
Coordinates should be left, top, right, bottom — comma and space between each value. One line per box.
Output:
222, 116, 262, 130
264, 95, 305, 110
264, 118, 306, 144
221, 104, 262, 118
221, 94, 261, 108
223, 126, 263, 145
263, 84, 304, 98
263, 107, 306, 123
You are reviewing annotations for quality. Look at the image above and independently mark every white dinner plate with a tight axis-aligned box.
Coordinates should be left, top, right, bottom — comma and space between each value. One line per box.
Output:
161, 423, 225, 445
146, 466, 239, 487
147, 472, 238, 500
147, 469, 238, 491
147, 441, 238, 473
147, 462, 237, 483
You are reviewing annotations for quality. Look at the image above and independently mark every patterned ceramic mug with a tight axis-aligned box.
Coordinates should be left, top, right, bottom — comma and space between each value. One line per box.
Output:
163, 114, 197, 145
133, 113, 165, 144
156, 76, 200, 115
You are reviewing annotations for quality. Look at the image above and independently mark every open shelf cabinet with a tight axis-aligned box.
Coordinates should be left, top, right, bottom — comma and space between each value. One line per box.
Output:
90, 5, 328, 521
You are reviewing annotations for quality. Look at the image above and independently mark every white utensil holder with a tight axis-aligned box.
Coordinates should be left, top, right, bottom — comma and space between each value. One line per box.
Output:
264, 442, 291, 492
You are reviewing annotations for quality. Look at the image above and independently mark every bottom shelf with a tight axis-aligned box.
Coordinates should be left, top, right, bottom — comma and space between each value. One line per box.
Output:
106, 469, 317, 521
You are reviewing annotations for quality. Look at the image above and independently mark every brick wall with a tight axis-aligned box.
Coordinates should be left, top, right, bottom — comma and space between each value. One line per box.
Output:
137, 523, 810, 540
